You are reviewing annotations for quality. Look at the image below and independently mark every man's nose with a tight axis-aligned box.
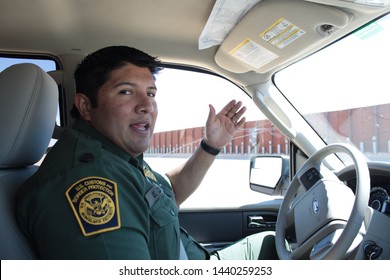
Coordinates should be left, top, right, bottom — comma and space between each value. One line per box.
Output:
136, 93, 154, 113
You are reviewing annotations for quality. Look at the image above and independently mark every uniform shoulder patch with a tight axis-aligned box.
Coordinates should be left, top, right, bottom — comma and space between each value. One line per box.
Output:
65, 177, 120, 236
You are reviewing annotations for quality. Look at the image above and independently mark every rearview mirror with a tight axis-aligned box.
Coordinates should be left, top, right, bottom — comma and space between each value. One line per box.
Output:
249, 155, 289, 195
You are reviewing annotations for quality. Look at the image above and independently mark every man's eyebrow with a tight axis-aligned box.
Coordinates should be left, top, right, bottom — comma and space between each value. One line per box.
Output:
114, 82, 157, 90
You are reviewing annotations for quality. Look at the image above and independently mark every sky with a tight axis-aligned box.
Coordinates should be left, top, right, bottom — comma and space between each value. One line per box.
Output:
275, 16, 390, 115
154, 68, 265, 132
0, 57, 56, 72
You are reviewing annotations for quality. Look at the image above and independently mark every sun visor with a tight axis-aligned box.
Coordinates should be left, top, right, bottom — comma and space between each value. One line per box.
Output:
214, 0, 351, 73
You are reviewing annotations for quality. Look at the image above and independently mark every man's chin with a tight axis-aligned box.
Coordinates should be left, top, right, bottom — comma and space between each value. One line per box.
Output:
128, 141, 151, 157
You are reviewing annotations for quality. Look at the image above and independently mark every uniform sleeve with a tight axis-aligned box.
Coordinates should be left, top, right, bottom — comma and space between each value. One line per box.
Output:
64, 174, 151, 259
18, 128, 153, 259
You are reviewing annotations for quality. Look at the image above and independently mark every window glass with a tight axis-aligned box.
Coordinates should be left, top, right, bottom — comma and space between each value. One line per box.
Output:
0, 57, 56, 73
145, 68, 288, 209
274, 14, 390, 166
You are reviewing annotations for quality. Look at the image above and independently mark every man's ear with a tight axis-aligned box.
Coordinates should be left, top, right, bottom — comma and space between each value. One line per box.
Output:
74, 93, 93, 121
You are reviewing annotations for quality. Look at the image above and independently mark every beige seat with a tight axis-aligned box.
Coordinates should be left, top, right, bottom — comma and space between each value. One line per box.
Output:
0, 63, 58, 259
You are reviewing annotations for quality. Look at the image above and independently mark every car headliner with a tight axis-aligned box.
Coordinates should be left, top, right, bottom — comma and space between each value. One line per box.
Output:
0, 0, 389, 87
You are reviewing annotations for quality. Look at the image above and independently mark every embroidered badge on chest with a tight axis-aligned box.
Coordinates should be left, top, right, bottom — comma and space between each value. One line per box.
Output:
143, 165, 157, 182
65, 177, 120, 236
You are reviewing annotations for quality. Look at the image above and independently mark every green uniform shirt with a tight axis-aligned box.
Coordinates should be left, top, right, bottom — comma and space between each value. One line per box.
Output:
17, 119, 207, 260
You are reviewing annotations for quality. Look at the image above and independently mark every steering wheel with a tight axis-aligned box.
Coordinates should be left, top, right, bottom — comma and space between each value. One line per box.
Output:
275, 143, 370, 259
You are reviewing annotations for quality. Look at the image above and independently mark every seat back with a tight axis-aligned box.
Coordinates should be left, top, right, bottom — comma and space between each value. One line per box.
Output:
0, 63, 58, 259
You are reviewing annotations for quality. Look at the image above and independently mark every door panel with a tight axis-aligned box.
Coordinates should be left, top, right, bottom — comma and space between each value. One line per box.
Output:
179, 200, 282, 252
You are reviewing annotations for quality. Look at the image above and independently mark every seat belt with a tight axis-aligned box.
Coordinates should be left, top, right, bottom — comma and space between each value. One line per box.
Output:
179, 239, 188, 260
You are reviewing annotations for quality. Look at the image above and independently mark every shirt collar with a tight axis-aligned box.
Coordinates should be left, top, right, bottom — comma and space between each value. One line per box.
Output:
72, 119, 144, 166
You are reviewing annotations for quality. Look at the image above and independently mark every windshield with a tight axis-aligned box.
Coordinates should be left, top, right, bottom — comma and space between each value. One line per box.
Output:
274, 14, 390, 164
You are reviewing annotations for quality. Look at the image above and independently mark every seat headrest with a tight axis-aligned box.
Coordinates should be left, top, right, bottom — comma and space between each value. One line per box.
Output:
0, 63, 58, 168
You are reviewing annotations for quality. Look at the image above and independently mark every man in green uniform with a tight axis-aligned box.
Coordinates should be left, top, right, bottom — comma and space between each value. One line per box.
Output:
17, 46, 277, 260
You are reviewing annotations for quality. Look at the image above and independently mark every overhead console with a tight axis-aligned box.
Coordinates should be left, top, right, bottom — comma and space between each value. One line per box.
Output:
214, 0, 351, 73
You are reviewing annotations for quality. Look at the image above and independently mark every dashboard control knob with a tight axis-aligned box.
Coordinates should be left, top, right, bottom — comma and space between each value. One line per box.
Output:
363, 241, 383, 260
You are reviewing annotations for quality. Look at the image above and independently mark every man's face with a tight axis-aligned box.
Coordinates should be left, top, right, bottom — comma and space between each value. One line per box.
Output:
86, 63, 158, 157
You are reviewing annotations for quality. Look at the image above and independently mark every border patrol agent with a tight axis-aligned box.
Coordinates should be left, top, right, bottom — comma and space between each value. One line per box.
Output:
17, 46, 277, 260
18, 119, 207, 259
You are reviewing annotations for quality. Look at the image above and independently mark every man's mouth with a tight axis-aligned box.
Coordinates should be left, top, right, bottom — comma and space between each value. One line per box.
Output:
130, 123, 150, 132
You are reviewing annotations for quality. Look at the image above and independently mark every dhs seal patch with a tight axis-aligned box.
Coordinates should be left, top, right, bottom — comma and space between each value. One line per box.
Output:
66, 177, 120, 236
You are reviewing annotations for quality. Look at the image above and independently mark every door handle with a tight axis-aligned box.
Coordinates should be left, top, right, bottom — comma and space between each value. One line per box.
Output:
248, 215, 276, 229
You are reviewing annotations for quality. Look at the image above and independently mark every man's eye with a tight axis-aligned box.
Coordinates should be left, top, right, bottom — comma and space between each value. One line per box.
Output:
119, 89, 133, 95
148, 92, 156, 98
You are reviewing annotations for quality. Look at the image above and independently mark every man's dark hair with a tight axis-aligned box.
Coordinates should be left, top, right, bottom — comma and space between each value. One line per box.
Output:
71, 46, 163, 118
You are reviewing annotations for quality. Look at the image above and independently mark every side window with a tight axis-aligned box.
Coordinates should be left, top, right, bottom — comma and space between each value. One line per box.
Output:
0, 57, 57, 71
0, 56, 60, 147
145, 68, 289, 209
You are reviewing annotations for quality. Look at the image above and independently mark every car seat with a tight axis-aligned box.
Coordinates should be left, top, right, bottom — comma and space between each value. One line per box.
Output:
0, 63, 58, 259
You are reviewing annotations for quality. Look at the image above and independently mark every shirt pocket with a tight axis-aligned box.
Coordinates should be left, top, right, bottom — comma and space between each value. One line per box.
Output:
148, 187, 180, 259
149, 190, 178, 226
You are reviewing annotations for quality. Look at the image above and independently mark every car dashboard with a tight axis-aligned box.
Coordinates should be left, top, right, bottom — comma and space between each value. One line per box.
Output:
337, 161, 390, 259
338, 161, 390, 218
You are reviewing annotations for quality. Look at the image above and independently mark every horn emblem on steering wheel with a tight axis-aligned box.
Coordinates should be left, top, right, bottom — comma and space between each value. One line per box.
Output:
313, 198, 320, 214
